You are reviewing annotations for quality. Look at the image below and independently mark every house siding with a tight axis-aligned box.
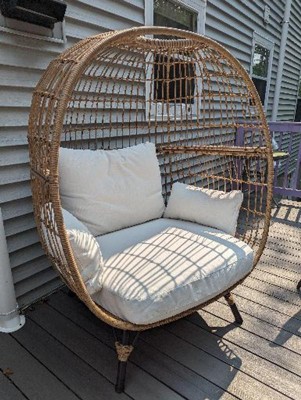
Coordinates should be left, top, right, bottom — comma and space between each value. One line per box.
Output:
0, 0, 144, 308
206, 0, 301, 122
205, 0, 285, 121
277, 0, 301, 121
1, 0, 301, 308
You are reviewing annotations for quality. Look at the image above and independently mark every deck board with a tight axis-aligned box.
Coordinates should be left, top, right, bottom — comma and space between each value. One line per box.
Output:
145, 326, 290, 400
224, 293, 301, 338
29, 300, 184, 400
0, 199, 300, 399
11, 318, 131, 400
249, 269, 301, 296
255, 263, 300, 283
46, 292, 230, 400
235, 282, 301, 319
0, 374, 27, 400
0, 333, 79, 400
207, 299, 301, 354
242, 274, 301, 307
182, 315, 301, 397
49, 293, 237, 399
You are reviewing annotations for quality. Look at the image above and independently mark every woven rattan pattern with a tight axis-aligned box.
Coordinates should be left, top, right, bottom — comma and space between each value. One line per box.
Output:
28, 27, 273, 331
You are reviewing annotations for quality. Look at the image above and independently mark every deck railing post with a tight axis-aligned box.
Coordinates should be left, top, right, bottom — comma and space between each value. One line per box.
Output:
234, 126, 245, 190
268, 122, 301, 199
291, 138, 301, 192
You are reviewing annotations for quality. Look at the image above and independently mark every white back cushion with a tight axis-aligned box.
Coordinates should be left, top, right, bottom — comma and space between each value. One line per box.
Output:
164, 182, 243, 235
59, 143, 165, 236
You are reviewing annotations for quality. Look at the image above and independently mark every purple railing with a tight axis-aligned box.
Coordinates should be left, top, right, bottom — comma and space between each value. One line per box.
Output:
236, 122, 301, 199
269, 122, 301, 198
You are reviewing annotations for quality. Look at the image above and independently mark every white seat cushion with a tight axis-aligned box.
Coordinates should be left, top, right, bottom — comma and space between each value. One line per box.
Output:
93, 218, 254, 325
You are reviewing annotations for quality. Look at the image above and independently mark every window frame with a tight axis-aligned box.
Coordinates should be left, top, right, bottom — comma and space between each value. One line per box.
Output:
146, 0, 206, 35
250, 32, 274, 111
145, 51, 203, 120
145, 0, 206, 120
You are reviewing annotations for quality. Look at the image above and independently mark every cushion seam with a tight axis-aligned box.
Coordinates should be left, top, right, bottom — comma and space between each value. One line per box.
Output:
140, 269, 252, 323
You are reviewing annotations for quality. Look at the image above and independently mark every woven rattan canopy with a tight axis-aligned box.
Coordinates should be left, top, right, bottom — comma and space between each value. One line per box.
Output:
28, 26, 273, 332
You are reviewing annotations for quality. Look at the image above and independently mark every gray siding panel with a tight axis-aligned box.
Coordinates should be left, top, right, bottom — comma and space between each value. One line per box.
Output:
206, 0, 286, 120
206, 0, 301, 122
0, 0, 143, 308
277, 0, 301, 121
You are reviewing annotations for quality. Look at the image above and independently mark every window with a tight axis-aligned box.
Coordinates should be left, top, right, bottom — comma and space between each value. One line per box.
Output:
145, 0, 206, 119
147, 50, 202, 119
154, 54, 195, 106
145, 0, 206, 34
250, 32, 274, 110
252, 44, 269, 104
154, 0, 198, 32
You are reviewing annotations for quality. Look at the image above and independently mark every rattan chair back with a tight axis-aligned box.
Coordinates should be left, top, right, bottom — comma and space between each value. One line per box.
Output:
28, 27, 273, 331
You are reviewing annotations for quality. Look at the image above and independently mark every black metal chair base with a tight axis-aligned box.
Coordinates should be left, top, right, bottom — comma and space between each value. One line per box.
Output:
115, 359, 128, 393
224, 292, 243, 324
114, 330, 139, 393
115, 330, 130, 393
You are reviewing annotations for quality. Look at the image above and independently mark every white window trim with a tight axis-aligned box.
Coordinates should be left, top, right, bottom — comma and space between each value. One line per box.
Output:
145, 0, 206, 120
145, 0, 206, 34
250, 31, 274, 111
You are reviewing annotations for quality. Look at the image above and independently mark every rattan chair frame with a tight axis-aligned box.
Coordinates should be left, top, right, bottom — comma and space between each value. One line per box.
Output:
28, 26, 274, 392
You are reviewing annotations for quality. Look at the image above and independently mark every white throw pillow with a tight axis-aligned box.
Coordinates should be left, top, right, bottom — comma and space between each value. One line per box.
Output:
59, 142, 165, 236
164, 182, 243, 235
41, 205, 103, 295
62, 209, 103, 295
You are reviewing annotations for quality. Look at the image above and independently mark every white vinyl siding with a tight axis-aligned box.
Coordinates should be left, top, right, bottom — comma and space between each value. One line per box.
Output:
0, 0, 144, 308
277, 0, 301, 121
205, 0, 284, 121
206, 0, 301, 122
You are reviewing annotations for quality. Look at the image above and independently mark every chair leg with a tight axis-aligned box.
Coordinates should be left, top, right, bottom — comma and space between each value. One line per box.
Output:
297, 280, 301, 291
224, 292, 243, 325
115, 330, 133, 393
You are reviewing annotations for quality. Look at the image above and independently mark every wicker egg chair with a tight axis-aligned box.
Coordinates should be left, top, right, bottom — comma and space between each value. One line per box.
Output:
28, 26, 273, 392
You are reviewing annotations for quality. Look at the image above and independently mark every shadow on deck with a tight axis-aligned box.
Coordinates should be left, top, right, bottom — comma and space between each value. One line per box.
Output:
0, 200, 300, 400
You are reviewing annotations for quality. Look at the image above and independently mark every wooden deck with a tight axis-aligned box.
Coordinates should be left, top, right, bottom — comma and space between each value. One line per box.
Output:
1, 200, 301, 400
